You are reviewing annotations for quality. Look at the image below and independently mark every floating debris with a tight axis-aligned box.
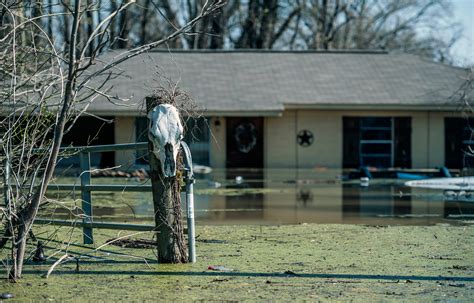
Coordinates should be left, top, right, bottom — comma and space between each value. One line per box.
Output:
0, 293, 14, 300
208, 265, 233, 272
208, 181, 221, 188
91, 168, 149, 180
449, 283, 466, 288
197, 239, 228, 244
360, 177, 370, 187
194, 165, 212, 174
235, 176, 243, 184
107, 238, 157, 249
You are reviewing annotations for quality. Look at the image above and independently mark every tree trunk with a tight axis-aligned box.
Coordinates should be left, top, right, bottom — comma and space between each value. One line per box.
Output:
9, 0, 82, 280
116, 4, 129, 49
86, 0, 94, 56
63, 1, 70, 52
146, 97, 187, 263
209, 13, 224, 49
139, 0, 152, 45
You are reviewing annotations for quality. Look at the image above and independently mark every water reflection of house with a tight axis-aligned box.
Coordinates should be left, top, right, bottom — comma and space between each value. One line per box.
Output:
342, 184, 412, 223
199, 180, 474, 225
68, 50, 471, 170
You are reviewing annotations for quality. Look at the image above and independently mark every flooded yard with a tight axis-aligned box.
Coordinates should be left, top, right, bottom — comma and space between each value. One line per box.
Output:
44, 168, 474, 226
1, 223, 473, 301
2, 169, 473, 301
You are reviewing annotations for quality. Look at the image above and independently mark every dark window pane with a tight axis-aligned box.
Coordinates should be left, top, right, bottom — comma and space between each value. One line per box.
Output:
343, 117, 360, 168
361, 143, 392, 154
360, 117, 391, 128
361, 129, 392, 140
361, 156, 391, 167
59, 116, 115, 168
135, 117, 148, 165
183, 118, 210, 166
136, 117, 148, 143
463, 126, 474, 141
394, 117, 412, 168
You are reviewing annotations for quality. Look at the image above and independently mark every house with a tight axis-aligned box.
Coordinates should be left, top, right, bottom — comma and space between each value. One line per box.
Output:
67, 49, 472, 171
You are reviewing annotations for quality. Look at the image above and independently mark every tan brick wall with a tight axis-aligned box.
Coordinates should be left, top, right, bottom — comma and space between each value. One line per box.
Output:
265, 110, 459, 169
427, 112, 445, 167
112, 111, 466, 170
296, 110, 343, 168
412, 111, 466, 168
209, 117, 226, 168
265, 111, 297, 168
114, 116, 137, 169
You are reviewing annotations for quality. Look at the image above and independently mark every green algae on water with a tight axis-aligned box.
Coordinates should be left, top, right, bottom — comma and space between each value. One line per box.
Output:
1, 223, 473, 301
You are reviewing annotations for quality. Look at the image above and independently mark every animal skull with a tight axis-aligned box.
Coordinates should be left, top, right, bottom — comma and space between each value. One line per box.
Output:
148, 104, 183, 178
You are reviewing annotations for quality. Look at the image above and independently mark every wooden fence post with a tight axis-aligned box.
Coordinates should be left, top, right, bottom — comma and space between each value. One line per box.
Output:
146, 97, 187, 263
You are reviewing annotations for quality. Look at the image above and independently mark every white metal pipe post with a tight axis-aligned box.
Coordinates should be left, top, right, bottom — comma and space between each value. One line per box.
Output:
181, 142, 196, 263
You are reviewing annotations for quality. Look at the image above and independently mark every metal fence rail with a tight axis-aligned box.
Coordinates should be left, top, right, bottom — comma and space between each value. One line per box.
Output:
26, 142, 152, 244
58, 142, 148, 153
4, 143, 193, 241
74, 143, 150, 244
47, 184, 152, 192
34, 218, 155, 231
5, 139, 197, 262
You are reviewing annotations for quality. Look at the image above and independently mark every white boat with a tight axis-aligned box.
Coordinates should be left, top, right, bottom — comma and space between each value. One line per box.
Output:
406, 177, 474, 202
405, 177, 474, 191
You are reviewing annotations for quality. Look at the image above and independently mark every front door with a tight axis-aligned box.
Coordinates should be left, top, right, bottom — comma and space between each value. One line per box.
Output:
225, 117, 264, 220
445, 117, 474, 169
226, 117, 263, 168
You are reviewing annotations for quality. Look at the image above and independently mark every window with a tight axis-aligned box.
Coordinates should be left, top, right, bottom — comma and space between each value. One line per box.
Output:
183, 118, 211, 166
135, 117, 210, 166
135, 117, 148, 165
59, 116, 115, 168
343, 117, 411, 169
360, 117, 393, 168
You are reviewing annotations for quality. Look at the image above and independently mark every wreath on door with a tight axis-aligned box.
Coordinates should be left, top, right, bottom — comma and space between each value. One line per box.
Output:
234, 122, 257, 153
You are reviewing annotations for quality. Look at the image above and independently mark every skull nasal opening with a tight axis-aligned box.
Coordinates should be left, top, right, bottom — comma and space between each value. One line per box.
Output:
165, 143, 173, 154
163, 142, 176, 177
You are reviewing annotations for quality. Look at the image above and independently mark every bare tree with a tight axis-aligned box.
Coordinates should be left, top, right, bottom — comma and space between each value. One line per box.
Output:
107, 0, 299, 50
452, 67, 474, 172
295, 0, 461, 62
226, 0, 301, 49
0, 0, 225, 281
25, 0, 460, 61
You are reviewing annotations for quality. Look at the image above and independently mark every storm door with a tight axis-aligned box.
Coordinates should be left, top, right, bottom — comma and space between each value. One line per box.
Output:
226, 117, 263, 168
225, 117, 264, 220
445, 117, 474, 169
